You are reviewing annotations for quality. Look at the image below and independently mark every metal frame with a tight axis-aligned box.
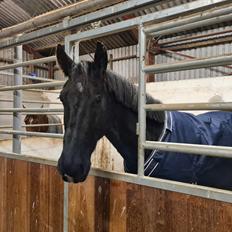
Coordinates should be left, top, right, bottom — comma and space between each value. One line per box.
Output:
0, 0, 228, 49
0, 71, 58, 82
12, 45, 22, 153
63, 1, 232, 205
0, 98, 62, 105
0, 1, 232, 230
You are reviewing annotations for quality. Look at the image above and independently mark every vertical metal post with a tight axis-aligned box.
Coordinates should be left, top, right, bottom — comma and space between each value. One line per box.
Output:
138, 24, 146, 176
13, 45, 22, 153
74, 41, 80, 63
62, 40, 78, 232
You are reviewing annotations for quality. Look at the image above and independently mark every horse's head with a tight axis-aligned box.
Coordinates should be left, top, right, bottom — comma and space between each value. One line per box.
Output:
24, 105, 49, 132
56, 42, 109, 183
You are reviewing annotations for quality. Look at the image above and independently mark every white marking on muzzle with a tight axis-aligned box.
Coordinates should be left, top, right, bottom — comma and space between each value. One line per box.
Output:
64, 174, 74, 183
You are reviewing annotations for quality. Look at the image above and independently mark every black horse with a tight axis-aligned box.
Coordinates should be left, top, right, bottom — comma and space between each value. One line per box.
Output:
56, 42, 232, 190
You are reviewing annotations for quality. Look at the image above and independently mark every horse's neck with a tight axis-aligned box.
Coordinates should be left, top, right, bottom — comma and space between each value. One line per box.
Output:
105, 100, 163, 171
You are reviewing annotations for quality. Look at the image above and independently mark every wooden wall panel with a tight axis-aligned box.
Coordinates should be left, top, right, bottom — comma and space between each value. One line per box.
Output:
68, 177, 96, 232
68, 176, 232, 232
1, 156, 232, 232
0, 157, 64, 232
0, 157, 7, 232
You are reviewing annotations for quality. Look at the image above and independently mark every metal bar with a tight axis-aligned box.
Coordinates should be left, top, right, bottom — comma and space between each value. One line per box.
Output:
0, 130, 63, 138
23, 123, 63, 128
23, 100, 61, 104
22, 89, 61, 93
138, 25, 146, 177
0, 124, 63, 128
63, 35, 71, 232
0, 0, 228, 49
0, 0, 153, 48
143, 141, 232, 159
0, 108, 63, 113
160, 28, 232, 46
144, 102, 232, 111
0, 71, 57, 82
13, 45, 22, 154
0, 98, 61, 105
66, 17, 139, 43
0, 56, 56, 71
0, 0, 124, 40
0, 81, 64, 91
151, 11, 232, 37
0, 150, 57, 166
63, 182, 68, 232
144, 3, 232, 34
157, 47, 232, 70
65, 0, 228, 44
143, 54, 232, 74
89, 168, 232, 204
0, 112, 64, 115
0, 125, 11, 128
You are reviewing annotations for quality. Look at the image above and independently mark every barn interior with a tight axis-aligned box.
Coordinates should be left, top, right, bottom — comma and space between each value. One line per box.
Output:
0, 1, 232, 231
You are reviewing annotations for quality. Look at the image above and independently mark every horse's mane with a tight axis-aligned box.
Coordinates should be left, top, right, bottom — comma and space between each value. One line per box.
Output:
105, 70, 165, 123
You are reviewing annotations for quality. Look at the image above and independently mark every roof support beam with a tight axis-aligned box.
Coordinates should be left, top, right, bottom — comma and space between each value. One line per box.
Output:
0, 0, 124, 40
0, 0, 228, 49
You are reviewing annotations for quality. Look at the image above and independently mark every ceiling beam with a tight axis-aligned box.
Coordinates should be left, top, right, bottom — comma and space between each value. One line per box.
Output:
0, 0, 124, 39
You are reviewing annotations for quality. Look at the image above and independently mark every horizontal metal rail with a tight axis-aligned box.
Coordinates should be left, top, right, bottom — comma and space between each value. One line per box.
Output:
149, 11, 232, 37
143, 141, 232, 159
22, 89, 61, 93
145, 102, 232, 111
0, 71, 57, 82
0, 150, 57, 166
0, 56, 56, 71
90, 168, 232, 203
0, 112, 64, 115
0, 130, 63, 138
1, 0, 227, 49
144, 3, 232, 35
24, 123, 63, 128
0, 98, 62, 105
0, 123, 63, 129
143, 54, 232, 74
0, 149, 231, 204
0, 108, 63, 113
0, 125, 11, 129
0, 81, 64, 91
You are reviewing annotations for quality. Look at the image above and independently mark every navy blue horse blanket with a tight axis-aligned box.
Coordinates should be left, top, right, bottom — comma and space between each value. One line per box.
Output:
142, 111, 232, 190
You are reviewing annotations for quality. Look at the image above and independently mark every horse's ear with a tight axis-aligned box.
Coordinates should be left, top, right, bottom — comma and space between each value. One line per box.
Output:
41, 105, 44, 108
94, 42, 108, 74
56, 44, 74, 77
23, 104, 26, 108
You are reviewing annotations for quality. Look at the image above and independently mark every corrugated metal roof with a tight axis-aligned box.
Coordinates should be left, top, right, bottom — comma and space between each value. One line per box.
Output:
0, 0, 230, 54
0, 0, 79, 29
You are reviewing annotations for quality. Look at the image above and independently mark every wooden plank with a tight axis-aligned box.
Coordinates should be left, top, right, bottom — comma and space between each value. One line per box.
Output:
6, 159, 29, 232
48, 166, 64, 232
68, 176, 232, 232
0, 158, 64, 232
68, 176, 95, 232
126, 183, 144, 232
0, 157, 7, 232
94, 177, 110, 232
29, 163, 50, 232
109, 180, 127, 232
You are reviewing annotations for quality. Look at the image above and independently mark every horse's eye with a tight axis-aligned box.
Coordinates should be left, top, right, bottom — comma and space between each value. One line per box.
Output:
95, 95, 101, 104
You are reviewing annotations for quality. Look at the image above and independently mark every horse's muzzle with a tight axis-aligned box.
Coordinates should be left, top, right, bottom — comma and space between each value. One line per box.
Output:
57, 156, 89, 183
